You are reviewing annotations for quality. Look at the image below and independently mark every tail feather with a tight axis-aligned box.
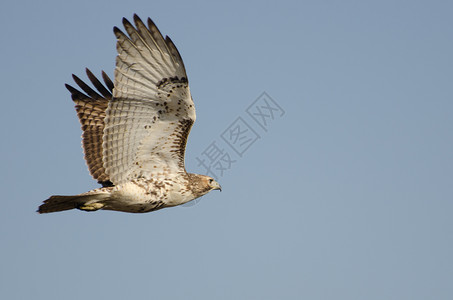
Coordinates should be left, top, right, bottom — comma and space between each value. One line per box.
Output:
38, 193, 109, 214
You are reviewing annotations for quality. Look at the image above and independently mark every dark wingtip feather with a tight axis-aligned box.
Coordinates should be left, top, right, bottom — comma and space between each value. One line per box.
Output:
122, 16, 133, 28
101, 71, 114, 92
165, 35, 187, 75
133, 14, 144, 26
113, 26, 123, 37
86, 68, 112, 98
147, 17, 157, 31
64, 83, 75, 93
65, 83, 86, 101
72, 73, 103, 100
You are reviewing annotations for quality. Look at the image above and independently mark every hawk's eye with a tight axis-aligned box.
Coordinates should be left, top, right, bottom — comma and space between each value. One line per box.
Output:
209, 179, 214, 183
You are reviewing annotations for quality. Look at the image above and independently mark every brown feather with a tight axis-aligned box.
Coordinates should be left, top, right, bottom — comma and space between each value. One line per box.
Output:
65, 69, 113, 185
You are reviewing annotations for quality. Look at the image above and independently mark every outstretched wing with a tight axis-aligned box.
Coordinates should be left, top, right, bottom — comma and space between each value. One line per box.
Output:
65, 68, 114, 186
103, 15, 196, 185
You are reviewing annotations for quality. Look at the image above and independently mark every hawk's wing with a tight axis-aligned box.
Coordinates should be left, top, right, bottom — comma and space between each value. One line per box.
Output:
103, 15, 195, 185
65, 69, 114, 186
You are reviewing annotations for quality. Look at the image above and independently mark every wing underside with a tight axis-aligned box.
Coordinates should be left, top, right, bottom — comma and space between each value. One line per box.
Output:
103, 15, 196, 185
65, 69, 113, 186
66, 15, 197, 187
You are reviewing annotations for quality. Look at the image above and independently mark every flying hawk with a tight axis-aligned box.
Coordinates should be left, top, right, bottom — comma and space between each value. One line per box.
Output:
38, 15, 221, 214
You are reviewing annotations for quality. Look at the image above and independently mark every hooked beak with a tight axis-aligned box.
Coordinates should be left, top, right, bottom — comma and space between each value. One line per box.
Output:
212, 181, 222, 192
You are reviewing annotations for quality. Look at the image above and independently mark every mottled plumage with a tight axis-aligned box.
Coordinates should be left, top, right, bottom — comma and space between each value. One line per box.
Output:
38, 15, 221, 214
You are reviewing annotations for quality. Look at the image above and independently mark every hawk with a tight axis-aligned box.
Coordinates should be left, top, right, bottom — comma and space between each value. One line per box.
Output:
38, 15, 221, 214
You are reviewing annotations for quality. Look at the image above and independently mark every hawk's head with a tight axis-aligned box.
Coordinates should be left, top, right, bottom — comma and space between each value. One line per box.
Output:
206, 176, 222, 192
188, 173, 222, 197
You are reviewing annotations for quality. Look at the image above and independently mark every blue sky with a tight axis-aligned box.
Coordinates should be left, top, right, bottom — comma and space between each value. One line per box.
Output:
1, 0, 452, 299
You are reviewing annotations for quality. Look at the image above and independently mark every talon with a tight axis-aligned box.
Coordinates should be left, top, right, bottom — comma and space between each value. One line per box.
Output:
78, 203, 105, 211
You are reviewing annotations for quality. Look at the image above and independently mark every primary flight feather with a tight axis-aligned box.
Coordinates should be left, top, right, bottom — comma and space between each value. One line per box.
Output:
38, 15, 221, 214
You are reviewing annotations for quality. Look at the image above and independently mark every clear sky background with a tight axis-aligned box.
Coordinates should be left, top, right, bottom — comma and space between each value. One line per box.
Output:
1, 0, 452, 299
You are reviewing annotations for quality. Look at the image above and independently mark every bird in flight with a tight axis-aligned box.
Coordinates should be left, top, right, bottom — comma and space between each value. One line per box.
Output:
38, 15, 221, 214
